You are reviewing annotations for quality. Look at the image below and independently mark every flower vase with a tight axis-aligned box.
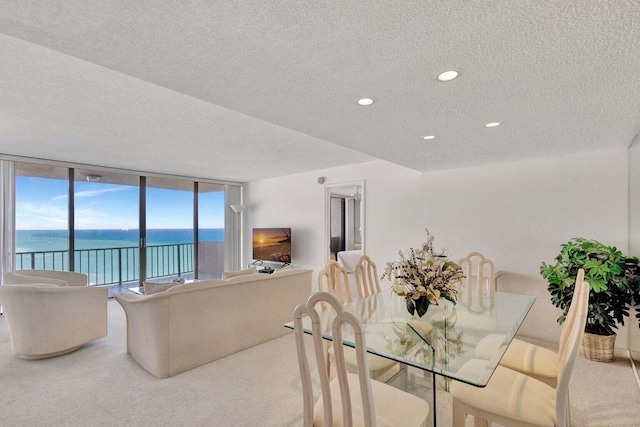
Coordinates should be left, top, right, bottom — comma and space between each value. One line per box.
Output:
430, 299, 453, 392
431, 299, 457, 328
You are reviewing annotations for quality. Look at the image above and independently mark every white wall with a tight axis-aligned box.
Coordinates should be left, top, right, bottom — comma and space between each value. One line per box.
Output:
245, 149, 629, 344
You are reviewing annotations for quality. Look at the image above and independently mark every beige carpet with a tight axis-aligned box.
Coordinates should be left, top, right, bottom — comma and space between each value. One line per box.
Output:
0, 300, 638, 426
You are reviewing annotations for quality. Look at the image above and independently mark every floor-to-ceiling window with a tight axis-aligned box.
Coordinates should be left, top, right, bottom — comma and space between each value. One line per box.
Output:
6, 158, 240, 294
73, 168, 139, 286
145, 177, 194, 281
14, 162, 70, 270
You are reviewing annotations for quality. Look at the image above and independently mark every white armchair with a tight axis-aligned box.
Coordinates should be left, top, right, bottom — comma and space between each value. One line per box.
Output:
0, 270, 107, 359
4, 269, 89, 286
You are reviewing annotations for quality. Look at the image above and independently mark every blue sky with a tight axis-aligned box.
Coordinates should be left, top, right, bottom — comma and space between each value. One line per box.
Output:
16, 177, 225, 230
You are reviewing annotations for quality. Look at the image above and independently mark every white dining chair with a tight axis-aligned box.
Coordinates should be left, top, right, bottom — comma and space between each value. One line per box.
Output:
321, 259, 399, 382
318, 260, 353, 304
294, 291, 430, 426
457, 252, 495, 311
318, 260, 352, 374
353, 255, 381, 299
352, 255, 401, 382
450, 271, 590, 427
446, 252, 497, 335
474, 268, 587, 387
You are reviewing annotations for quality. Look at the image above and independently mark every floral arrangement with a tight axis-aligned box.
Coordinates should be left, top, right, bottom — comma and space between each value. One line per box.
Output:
382, 230, 464, 317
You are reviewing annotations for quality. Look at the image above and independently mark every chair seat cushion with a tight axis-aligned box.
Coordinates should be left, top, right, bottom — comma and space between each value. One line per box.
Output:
450, 359, 556, 427
329, 346, 398, 375
314, 372, 429, 426
475, 334, 558, 378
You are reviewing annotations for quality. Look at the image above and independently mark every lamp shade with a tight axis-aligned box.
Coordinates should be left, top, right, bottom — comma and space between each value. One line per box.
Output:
230, 204, 246, 214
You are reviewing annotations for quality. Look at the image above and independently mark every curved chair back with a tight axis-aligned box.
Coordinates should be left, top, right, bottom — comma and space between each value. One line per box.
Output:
0, 284, 107, 359
353, 255, 381, 299
4, 270, 88, 287
558, 268, 586, 361
318, 260, 353, 303
555, 269, 589, 427
294, 292, 375, 426
458, 252, 495, 311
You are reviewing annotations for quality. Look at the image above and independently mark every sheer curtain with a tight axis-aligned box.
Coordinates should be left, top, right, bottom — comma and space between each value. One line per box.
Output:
224, 184, 243, 272
0, 160, 15, 313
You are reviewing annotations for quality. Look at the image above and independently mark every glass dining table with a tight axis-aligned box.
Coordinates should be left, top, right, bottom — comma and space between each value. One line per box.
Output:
285, 288, 536, 426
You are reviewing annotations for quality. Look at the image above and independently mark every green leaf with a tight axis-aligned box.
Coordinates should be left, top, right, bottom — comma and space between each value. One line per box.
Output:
415, 296, 430, 318
406, 298, 415, 316
582, 259, 601, 270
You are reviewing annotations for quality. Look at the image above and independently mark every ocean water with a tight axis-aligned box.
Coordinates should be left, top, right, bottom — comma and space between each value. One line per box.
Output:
16, 229, 224, 252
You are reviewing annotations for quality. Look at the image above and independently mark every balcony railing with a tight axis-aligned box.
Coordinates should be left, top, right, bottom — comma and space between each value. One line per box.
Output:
15, 243, 195, 286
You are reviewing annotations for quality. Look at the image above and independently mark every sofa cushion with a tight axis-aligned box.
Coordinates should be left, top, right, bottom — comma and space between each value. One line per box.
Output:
222, 266, 256, 280
164, 283, 188, 293
143, 281, 181, 295
163, 279, 227, 294
272, 265, 293, 274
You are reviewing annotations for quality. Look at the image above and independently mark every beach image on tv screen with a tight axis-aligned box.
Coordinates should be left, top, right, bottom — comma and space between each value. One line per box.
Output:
253, 228, 291, 263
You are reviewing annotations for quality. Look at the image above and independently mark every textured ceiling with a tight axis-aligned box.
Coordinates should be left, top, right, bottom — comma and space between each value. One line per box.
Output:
0, 1, 639, 182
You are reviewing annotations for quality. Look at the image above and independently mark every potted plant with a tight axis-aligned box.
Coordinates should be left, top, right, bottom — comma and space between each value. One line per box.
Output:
540, 238, 640, 362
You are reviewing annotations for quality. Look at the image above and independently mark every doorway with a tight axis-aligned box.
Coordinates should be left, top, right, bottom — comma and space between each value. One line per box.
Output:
325, 181, 364, 263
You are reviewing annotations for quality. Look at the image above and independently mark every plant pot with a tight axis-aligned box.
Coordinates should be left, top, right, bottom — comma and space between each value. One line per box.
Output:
580, 331, 616, 362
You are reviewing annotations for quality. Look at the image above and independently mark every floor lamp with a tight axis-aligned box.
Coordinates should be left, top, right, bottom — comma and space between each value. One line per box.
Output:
230, 204, 246, 269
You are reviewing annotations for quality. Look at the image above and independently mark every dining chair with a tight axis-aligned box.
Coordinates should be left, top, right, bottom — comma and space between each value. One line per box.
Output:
353, 255, 402, 382
474, 268, 587, 387
457, 252, 495, 311
318, 260, 353, 304
450, 270, 589, 427
353, 255, 381, 299
293, 291, 430, 426
320, 260, 399, 382
445, 252, 497, 336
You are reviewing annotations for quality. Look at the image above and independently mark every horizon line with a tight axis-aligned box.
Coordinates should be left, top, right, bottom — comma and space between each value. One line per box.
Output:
16, 227, 225, 231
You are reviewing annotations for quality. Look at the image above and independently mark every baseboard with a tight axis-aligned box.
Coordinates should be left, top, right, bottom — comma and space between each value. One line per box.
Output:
615, 347, 629, 358
628, 349, 640, 392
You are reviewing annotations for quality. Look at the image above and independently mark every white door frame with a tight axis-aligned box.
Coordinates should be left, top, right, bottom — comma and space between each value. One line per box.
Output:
324, 180, 365, 263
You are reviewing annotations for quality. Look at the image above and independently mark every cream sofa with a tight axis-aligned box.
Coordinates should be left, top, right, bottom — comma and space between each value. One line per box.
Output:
0, 270, 108, 359
114, 268, 313, 378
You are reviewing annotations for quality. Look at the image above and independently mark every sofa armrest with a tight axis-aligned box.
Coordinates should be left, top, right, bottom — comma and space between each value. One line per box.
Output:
114, 293, 171, 378
114, 293, 145, 303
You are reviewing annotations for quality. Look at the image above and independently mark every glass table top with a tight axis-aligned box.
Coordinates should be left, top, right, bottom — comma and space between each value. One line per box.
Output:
285, 288, 535, 387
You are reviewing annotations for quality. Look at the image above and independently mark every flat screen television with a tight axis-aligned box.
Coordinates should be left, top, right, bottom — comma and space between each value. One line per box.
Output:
252, 228, 291, 264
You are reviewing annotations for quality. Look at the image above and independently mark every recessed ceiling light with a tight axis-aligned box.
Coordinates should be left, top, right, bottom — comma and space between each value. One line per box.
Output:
436, 70, 460, 82
356, 98, 375, 106
485, 122, 501, 128
423, 135, 436, 140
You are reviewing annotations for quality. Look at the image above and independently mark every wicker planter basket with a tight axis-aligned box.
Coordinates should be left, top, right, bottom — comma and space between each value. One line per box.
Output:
580, 332, 616, 362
